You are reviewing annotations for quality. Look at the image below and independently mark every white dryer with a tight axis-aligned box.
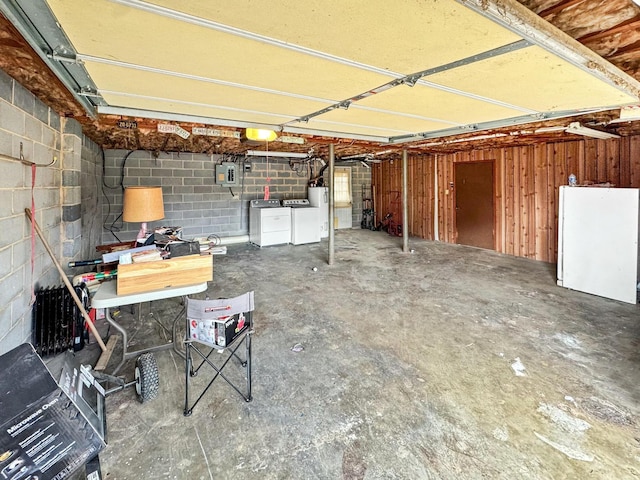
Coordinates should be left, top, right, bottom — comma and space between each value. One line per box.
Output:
282, 199, 320, 245
249, 200, 291, 247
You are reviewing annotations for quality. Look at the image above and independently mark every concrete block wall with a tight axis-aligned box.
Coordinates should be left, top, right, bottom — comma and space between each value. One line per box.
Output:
102, 151, 315, 242
61, 119, 82, 261
77, 131, 103, 261
0, 69, 62, 353
101, 150, 374, 243
0, 68, 102, 354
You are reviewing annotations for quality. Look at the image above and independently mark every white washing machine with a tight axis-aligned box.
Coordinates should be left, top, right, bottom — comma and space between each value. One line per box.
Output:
249, 199, 291, 247
282, 199, 320, 245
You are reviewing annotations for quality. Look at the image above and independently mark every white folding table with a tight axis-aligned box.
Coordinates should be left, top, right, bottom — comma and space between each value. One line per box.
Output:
91, 281, 208, 376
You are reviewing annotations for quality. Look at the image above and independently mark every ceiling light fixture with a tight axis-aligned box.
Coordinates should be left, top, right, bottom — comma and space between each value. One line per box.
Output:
534, 126, 566, 134
245, 150, 308, 158
244, 128, 278, 142
565, 122, 620, 140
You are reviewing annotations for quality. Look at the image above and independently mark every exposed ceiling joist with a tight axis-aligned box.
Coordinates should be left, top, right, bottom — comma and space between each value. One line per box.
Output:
538, 0, 587, 18
0, 0, 98, 117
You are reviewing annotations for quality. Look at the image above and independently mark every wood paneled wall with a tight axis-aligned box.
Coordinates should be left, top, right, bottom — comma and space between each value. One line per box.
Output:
372, 135, 640, 263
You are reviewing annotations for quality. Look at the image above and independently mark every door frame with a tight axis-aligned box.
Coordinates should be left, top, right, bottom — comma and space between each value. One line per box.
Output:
453, 160, 496, 250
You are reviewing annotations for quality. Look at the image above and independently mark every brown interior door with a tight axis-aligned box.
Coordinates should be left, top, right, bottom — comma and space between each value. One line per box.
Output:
454, 161, 494, 250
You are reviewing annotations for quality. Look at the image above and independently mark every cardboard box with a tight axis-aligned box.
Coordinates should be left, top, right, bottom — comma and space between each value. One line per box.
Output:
0, 344, 106, 480
117, 254, 212, 295
189, 311, 252, 348
215, 312, 252, 347
186, 292, 254, 349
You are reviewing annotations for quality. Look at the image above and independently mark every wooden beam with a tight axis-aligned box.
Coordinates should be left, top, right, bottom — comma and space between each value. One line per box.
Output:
94, 335, 119, 371
578, 18, 640, 44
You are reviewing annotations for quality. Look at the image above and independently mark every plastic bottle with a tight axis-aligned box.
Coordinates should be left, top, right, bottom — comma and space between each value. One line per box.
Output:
568, 173, 577, 186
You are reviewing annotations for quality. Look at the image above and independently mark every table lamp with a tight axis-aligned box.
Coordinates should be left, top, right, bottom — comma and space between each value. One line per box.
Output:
123, 186, 165, 244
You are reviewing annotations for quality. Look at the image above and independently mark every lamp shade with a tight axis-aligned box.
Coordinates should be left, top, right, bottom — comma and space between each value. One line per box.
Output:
123, 186, 165, 222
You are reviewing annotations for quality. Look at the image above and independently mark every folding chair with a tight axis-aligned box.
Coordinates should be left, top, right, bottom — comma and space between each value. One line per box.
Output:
183, 291, 254, 416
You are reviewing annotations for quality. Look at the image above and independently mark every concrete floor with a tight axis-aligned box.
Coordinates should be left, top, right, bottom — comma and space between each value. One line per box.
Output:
86, 229, 639, 479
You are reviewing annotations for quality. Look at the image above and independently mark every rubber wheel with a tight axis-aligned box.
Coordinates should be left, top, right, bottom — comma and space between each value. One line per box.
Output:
134, 353, 159, 403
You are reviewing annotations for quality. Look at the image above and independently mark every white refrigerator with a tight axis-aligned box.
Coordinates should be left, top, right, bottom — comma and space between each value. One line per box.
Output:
308, 187, 329, 238
557, 186, 640, 304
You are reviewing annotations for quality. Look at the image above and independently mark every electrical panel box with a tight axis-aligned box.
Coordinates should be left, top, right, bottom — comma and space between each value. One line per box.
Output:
215, 163, 238, 187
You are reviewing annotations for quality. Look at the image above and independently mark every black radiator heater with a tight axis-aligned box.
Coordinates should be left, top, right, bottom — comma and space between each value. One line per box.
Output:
32, 285, 90, 357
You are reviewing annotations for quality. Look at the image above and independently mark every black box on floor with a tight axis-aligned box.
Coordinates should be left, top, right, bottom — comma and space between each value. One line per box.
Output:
0, 344, 105, 480
86, 455, 102, 480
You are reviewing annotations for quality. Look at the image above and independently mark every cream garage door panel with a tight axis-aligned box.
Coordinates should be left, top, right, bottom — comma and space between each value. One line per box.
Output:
316, 107, 455, 134
42, 0, 640, 142
430, 45, 639, 112
287, 119, 404, 138
101, 93, 295, 126
357, 84, 526, 126
147, 0, 523, 75
85, 61, 331, 119
47, 0, 391, 100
